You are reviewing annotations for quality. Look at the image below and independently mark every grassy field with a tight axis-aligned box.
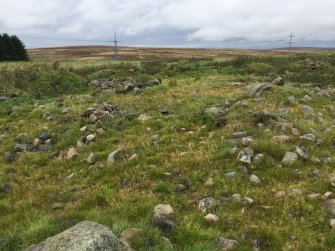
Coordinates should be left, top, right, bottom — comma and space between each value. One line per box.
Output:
0, 51, 335, 250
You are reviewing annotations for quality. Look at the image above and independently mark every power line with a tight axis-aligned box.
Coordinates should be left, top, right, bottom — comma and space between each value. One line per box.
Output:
112, 33, 119, 60
287, 33, 295, 49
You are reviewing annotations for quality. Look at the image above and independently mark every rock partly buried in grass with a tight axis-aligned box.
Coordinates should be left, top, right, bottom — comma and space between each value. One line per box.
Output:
250, 174, 261, 185
88, 79, 161, 94
301, 105, 315, 115
217, 237, 239, 251
107, 149, 126, 163
237, 147, 254, 164
4, 152, 15, 163
322, 199, 335, 217
198, 197, 216, 215
204, 107, 228, 128
138, 113, 152, 122
86, 153, 97, 165
0, 183, 11, 194
204, 214, 219, 223
295, 146, 309, 159
272, 77, 285, 86
282, 152, 298, 166
120, 228, 144, 246
66, 148, 78, 159
153, 204, 176, 231
23, 221, 131, 251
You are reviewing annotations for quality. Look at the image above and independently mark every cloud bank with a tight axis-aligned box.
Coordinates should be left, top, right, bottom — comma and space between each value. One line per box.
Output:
0, 0, 334, 48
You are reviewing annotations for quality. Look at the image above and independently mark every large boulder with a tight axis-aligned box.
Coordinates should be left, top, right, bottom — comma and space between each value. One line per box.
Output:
24, 221, 131, 251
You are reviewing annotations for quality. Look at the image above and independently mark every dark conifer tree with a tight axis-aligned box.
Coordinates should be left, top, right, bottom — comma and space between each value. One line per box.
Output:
0, 33, 29, 61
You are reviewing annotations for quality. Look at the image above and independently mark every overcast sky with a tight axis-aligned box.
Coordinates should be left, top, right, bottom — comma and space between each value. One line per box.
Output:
1, 0, 335, 48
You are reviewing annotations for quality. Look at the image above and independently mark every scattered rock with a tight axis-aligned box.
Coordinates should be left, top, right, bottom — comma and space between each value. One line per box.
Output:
323, 199, 335, 217
237, 147, 254, 164
286, 95, 296, 105
282, 152, 298, 166
86, 153, 97, 165
86, 134, 96, 143
23, 221, 130, 251
330, 219, 335, 228
250, 174, 261, 185
198, 197, 216, 214
0, 183, 11, 194
153, 204, 176, 231
121, 228, 144, 245
217, 237, 239, 251
272, 77, 285, 86
205, 178, 215, 187
253, 154, 264, 165
243, 197, 254, 205
4, 152, 15, 163
301, 105, 314, 115
275, 191, 286, 198
231, 194, 242, 202
291, 128, 301, 136
292, 189, 303, 197
225, 172, 236, 179
66, 148, 78, 159
295, 146, 308, 159
232, 131, 248, 139
204, 214, 219, 223
272, 135, 290, 143
107, 149, 126, 163
138, 114, 152, 122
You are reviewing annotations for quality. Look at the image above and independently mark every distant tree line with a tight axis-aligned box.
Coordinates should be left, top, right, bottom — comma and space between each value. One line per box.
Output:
0, 33, 29, 61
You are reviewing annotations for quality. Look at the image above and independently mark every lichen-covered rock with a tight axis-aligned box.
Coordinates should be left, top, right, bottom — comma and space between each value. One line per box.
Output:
24, 221, 131, 251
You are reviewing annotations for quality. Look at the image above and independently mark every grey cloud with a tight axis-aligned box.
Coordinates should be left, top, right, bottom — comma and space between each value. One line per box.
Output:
0, 0, 334, 48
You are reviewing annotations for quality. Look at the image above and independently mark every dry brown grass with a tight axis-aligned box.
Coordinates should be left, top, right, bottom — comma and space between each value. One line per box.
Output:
28, 45, 316, 61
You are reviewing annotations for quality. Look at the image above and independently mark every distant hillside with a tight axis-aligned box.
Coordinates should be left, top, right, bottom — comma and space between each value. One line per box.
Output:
27, 46, 312, 61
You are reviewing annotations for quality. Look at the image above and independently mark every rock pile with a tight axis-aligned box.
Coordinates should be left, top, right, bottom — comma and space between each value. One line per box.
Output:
88, 79, 161, 94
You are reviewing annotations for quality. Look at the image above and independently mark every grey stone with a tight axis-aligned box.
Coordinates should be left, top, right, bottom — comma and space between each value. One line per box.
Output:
301, 105, 314, 115
272, 77, 285, 86
198, 197, 216, 214
5, 152, 15, 163
225, 172, 236, 179
250, 174, 261, 185
295, 146, 308, 159
286, 95, 296, 105
237, 147, 254, 164
153, 204, 176, 231
323, 199, 335, 217
299, 134, 317, 142
86, 153, 97, 165
232, 131, 248, 139
217, 237, 239, 251
23, 221, 130, 251
205, 178, 215, 187
107, 149, 126, 163
121, 228, 144, 244
282, 152, 298, 166
204, 107, 226, 116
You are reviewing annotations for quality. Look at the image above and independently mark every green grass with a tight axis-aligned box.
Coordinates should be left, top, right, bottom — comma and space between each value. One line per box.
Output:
0, 53, 335, 250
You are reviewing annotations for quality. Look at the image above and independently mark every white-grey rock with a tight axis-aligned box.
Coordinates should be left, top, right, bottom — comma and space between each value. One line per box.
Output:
301, 105, 314, 115
217, 237, 239, 251
282, 152, 298, 166
250, 174, 261, 185
86, 153, 97, 165
205, 178, 215, 187
225, 172, 236, 179
107, 149, 126, 163
153, 204, 176, 231
295, 146, 308, 159
198, 197, 216, 214
23, 221, 130, 251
